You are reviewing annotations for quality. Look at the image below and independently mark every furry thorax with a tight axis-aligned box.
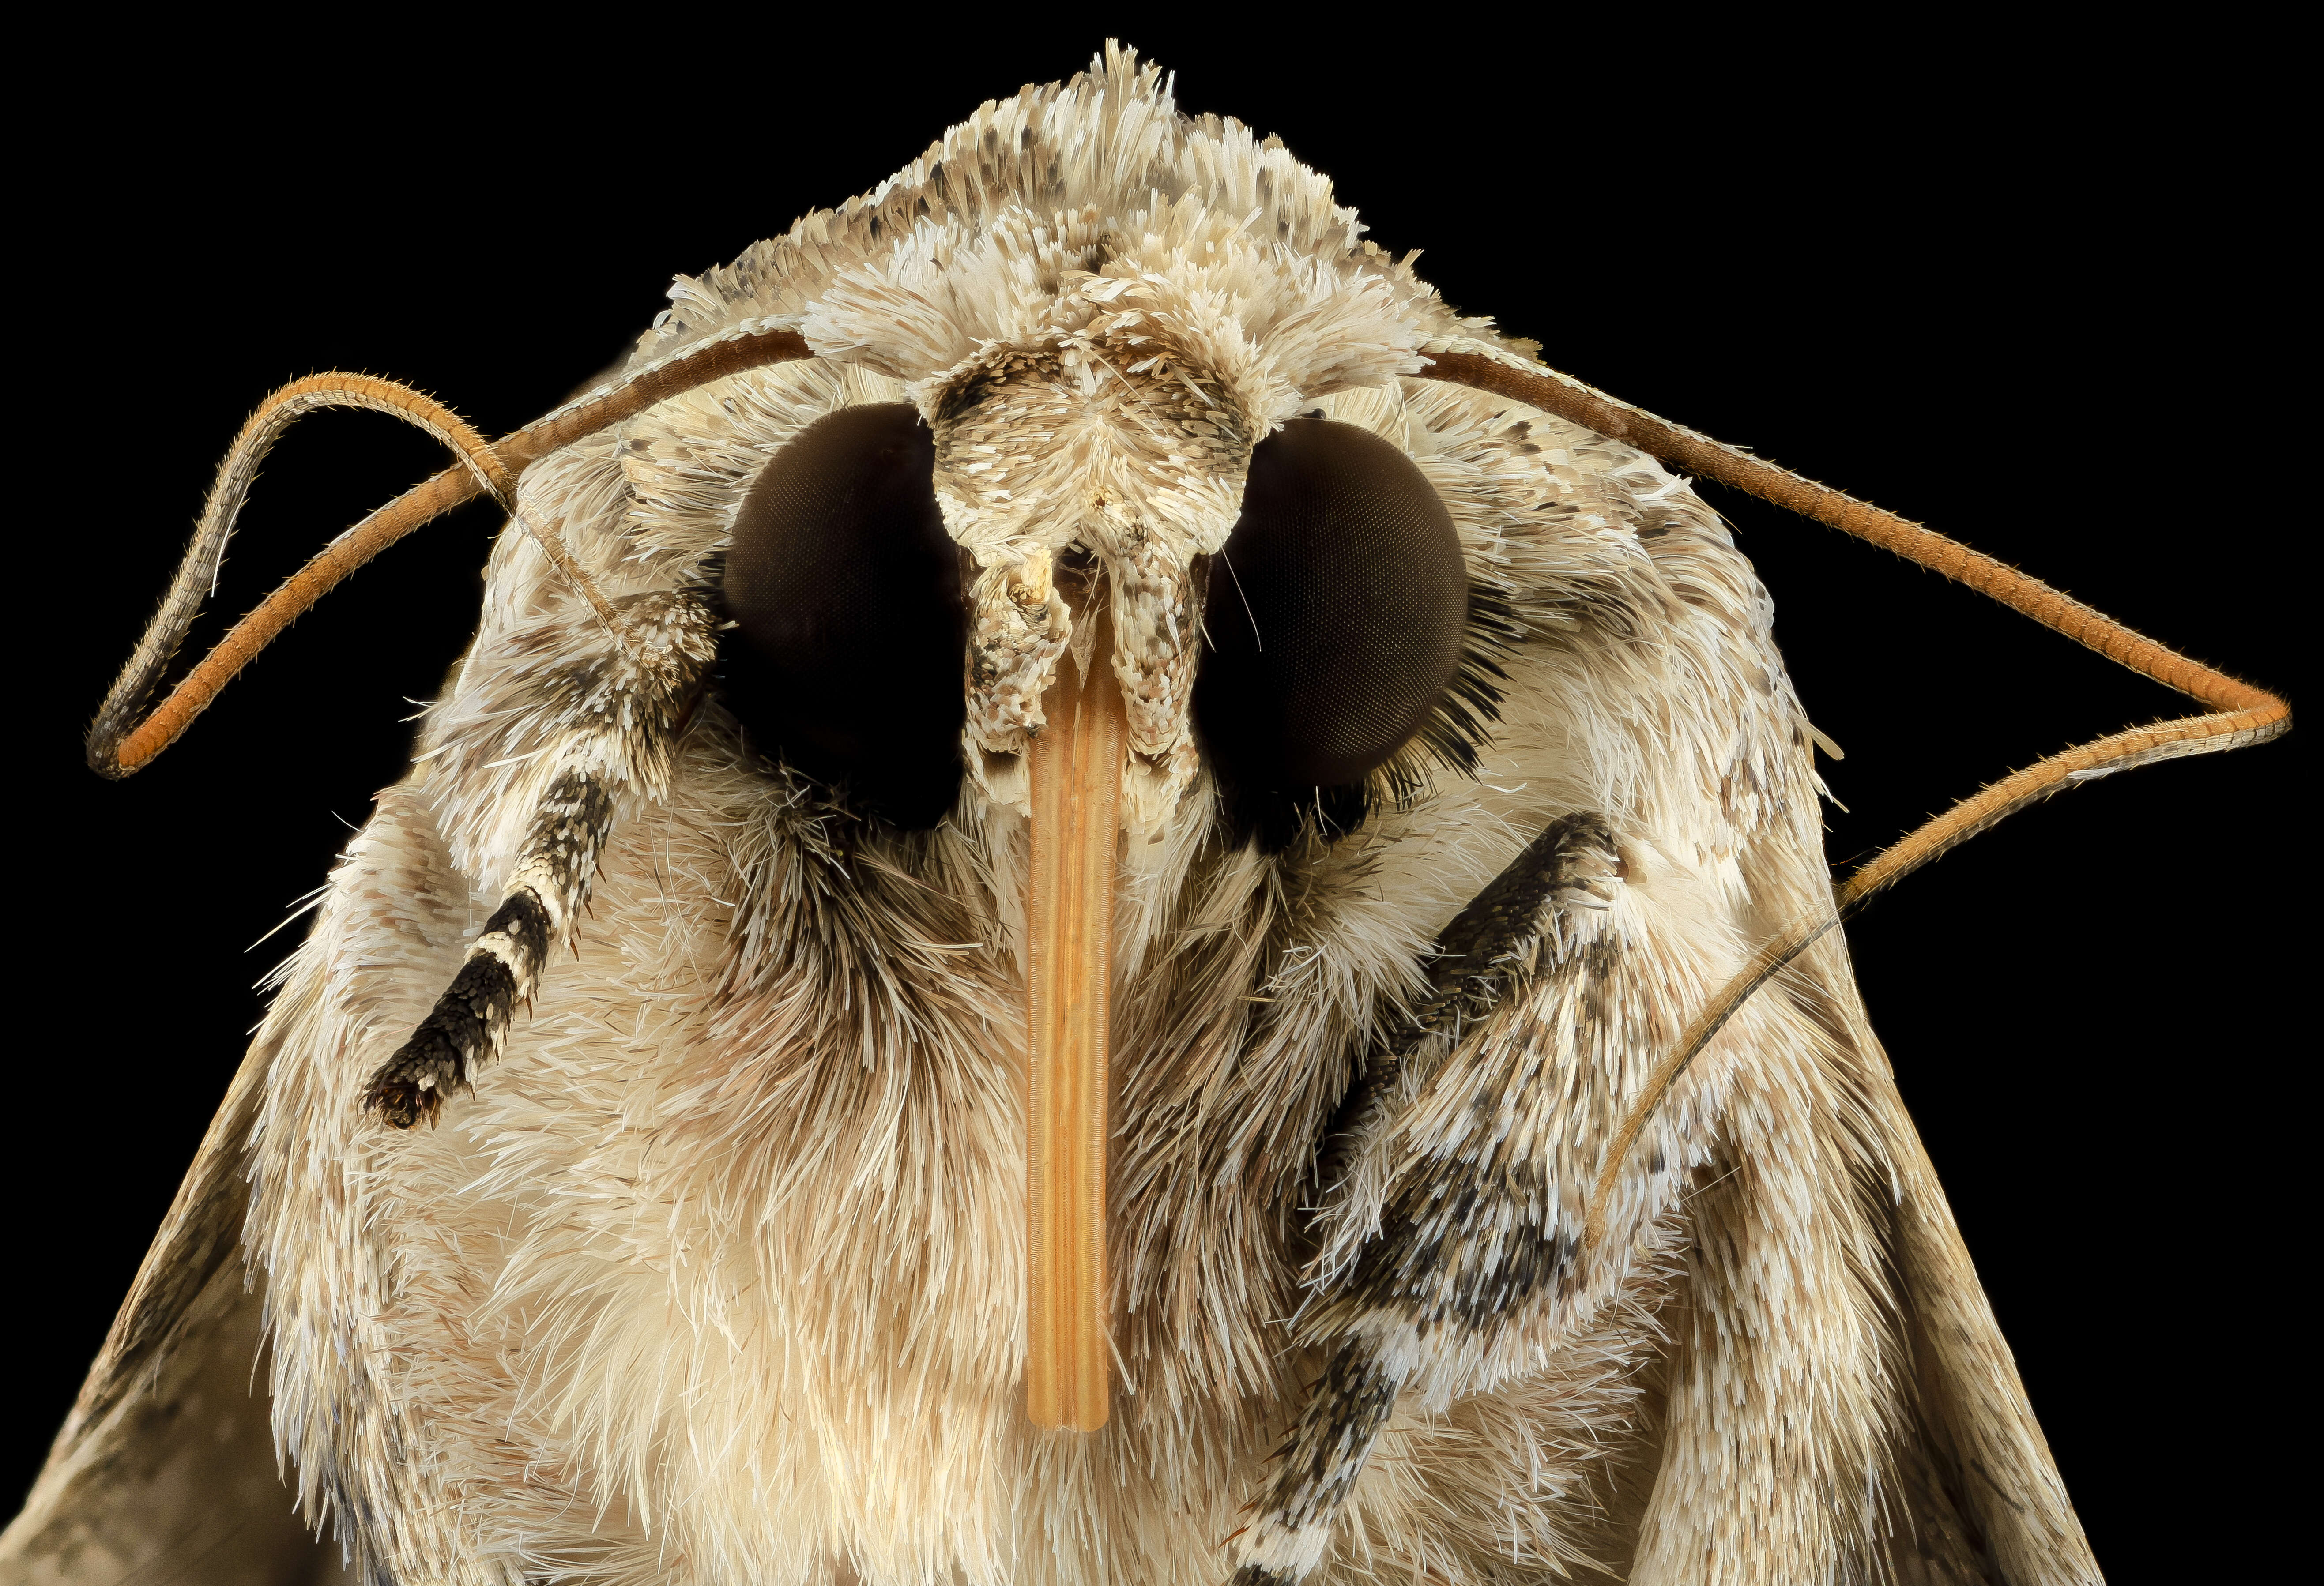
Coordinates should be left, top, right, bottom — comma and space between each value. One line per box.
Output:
3, 42, 2101, 1586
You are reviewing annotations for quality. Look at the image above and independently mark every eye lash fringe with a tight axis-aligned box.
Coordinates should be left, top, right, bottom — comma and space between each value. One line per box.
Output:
1247, 579, 1520, 853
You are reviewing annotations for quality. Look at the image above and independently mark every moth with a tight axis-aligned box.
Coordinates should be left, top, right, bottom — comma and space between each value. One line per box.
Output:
3, 43, 2286, 1586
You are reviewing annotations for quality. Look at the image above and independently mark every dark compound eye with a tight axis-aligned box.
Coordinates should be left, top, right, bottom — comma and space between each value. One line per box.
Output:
1193, 417, 1480, 849
719, 403, 967, 828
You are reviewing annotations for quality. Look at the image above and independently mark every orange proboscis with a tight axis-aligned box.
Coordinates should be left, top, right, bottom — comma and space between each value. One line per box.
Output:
1023, 616, 1124, 1432
97, 329, 2290, 1310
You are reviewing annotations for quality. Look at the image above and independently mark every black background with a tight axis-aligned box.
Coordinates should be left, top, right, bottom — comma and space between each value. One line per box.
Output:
12, 17, 2300, 1579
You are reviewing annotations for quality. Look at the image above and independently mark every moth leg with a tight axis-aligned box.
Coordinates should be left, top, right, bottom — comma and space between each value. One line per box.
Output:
362, 770, 609, 1127
1233, 1341, 1401, 1586
363, 590, 717, 1127
1238, 813, 1623, 1585
1318, 811, 1622, 1179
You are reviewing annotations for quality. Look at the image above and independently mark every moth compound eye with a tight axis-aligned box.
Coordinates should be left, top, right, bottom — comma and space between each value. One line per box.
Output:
719, 403, 967, 828
1193, 417, 1471, 844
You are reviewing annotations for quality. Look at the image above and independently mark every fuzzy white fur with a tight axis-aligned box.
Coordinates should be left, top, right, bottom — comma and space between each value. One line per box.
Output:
4, 44, 2097, 1586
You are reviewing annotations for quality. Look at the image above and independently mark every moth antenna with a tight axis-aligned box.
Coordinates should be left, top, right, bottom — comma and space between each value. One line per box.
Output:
87, 372, 509, 776
88, 326, 815, 778
1422, 350, 2295, 1248
1580, 906, 1842, 1250
1418, 349, 2290, 778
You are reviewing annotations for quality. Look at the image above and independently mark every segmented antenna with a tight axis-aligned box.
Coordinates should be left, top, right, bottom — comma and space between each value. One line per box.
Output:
1408, 348, 2290, 1248
93, 327, 2286, 1231
86, 327, 814, 778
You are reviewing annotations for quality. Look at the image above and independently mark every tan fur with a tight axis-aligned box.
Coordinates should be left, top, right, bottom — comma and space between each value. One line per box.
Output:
4, 45, 2097, 1586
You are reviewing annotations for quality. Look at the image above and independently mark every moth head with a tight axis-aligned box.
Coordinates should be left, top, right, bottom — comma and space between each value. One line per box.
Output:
82, 44, 2286, 1443
716, 367, 1506, 854
714, 321, 1508, 852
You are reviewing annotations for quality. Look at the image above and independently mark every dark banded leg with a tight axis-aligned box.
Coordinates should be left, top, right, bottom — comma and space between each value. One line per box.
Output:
364, 770, 612, 1127
363, 589, 716, 1129
1315, 812, 1620, 1196
1240, 812, 1624, 1585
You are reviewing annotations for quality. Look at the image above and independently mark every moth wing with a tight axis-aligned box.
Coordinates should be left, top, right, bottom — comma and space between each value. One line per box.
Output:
0, 1036, 353, 1583
1861, 1018, 2103, 1585
0, 779, 468, 1583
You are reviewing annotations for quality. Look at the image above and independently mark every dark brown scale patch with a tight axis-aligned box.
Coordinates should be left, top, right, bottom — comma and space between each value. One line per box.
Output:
483, 888, 551, 973
1308, 813, 1624, 1329
364, 952, 520, 1130
1272, 1343, 1400, 1523
1318, 812, 1620, 1172
1349, 1158, 1581, 1330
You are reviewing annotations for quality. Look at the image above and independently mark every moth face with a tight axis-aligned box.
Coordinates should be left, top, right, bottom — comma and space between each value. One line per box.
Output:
65, 44, 2262, 1563
716, 337, 1489, 850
